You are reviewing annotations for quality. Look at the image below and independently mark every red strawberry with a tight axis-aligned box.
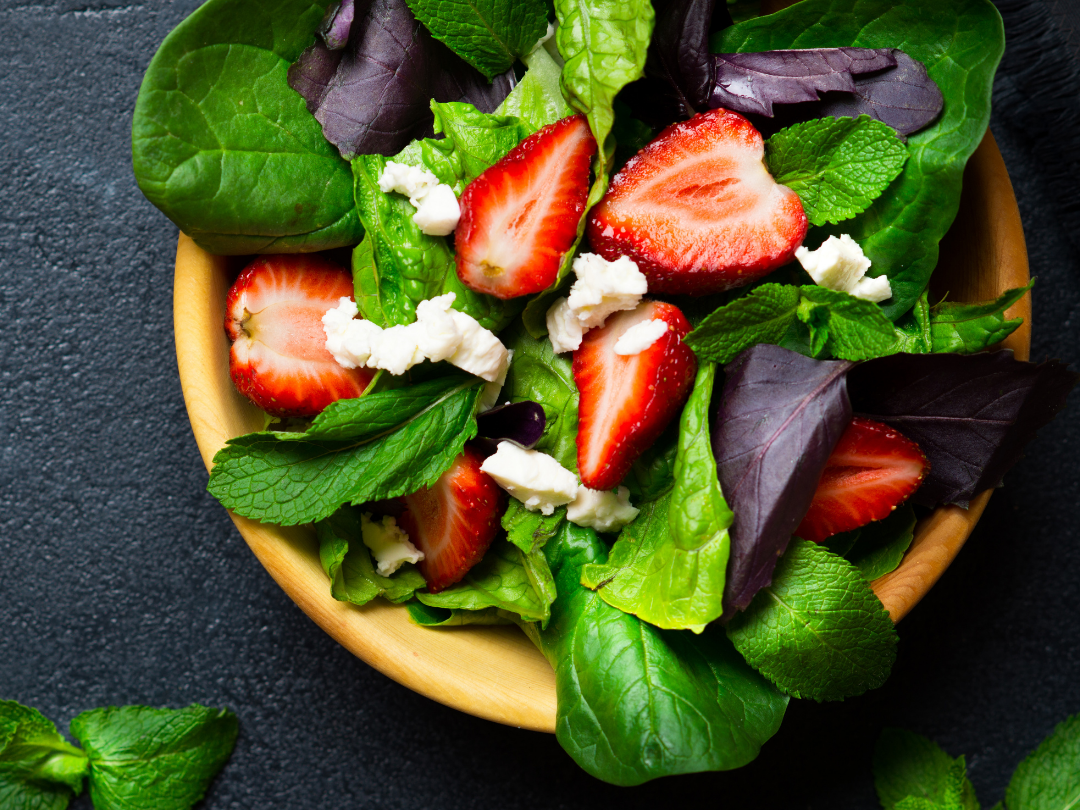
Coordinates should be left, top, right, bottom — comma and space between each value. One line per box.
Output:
398, 445, 506, 593
225, 254, 374, 418
455, 114, 597, 300
573, 300, 697, 491
587, 108, 807, 295
796, 417, 930, 544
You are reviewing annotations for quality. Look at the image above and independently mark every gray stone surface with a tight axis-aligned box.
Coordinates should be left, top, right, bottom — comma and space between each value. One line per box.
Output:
0, 0, 1077, 806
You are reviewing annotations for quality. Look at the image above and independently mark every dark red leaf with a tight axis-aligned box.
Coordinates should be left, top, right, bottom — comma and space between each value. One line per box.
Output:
476, 401, 546, 449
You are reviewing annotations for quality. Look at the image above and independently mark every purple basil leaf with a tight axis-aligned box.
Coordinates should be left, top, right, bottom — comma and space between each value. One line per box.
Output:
288, 0, 513, 159
713, 344, 853, 614
710, 48, 897, 117
477, 401, 546, 449
319, 0, 356, 50
849, 351, 1079, 507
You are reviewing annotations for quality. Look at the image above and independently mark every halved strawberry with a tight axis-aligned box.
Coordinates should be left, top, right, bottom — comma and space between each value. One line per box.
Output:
573, 300, 697, 491
225, 254, 374, 418
398, 445, 506, 593
796, 417, 930, 544
587, 108, 807, 295
455, 114, 597, 299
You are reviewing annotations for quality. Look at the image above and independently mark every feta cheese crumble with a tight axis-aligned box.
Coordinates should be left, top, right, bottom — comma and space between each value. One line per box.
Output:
360, 513, 424, 576
378, 160, 460, 236
795, 234, 893, 303
322, 293, 508, 381
480, 442, 578, 516
613, 318, 669, 356
566, 485, 639, 533
545, 253, 648, 353
480, 349, 513, 412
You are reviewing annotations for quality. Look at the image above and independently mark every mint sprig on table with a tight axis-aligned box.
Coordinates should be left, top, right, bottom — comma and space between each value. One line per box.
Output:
0, 700, 236, 810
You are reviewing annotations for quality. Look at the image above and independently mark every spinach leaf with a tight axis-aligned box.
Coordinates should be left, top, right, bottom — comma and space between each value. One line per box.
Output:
726, 539, 898, 701
533, 522, 788, 785
501, 321, 579, 472
888, 289, 932, 354
406, 603, 515, 626
714, 0, 1005, 320
71, 705, 237, 810
621, 417, 680, 504
0, 702, 88, 810
317, 506, 425, 605
929, 281, 1032, 354
208, 375, 482, 525
132, 0, 363, 255
502, 499, 562, 618
581, 363, 732, 632
845, 505, 916, 581
1005, 714, 1080, 810
875, 729, 980, 810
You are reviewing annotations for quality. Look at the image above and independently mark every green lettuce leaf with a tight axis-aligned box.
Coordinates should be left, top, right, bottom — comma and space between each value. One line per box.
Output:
0, 701, 88, 810
874, 728, 980, 810
207, 375, 482, 525
1005, 714, 1080, 810
930, 281, 1033, 354
71, 705, 237, 810
497, 44, 575, 131
531, 521, 788, 786
715, 0, 1005, 320
581, 363, 732, 632
406, 603, 516, 626
317, 506, 425, 605
726, 538, 898, 701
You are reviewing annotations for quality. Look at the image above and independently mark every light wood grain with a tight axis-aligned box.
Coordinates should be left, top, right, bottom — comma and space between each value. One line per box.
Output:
173, 132, 1029, 733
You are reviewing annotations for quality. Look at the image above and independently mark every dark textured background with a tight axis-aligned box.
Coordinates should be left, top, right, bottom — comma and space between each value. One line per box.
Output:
2, 0, 1079, 806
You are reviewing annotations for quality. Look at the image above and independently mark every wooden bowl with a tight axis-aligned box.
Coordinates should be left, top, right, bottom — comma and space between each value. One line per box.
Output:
173, 131, 1030, 733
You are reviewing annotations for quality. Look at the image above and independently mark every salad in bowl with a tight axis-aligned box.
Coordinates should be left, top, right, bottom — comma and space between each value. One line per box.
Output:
137, 0, 1077, 785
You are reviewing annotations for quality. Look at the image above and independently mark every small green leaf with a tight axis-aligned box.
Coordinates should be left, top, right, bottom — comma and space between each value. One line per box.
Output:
497, 44, 575, 132
502, 499, 563, 619
930, 281, 1033, 354
406, 603, 515, 626
889, 289, 933, 354
0, 701, 88, 810
727, 539, 898, 701
766, 115, 908, 227
685, 284, 801, 363
1005, 713, 1080, 810
846, 505, 917, 581
798, 286, 898, 361
71, 705, 237, 810
874, 728, 979, 810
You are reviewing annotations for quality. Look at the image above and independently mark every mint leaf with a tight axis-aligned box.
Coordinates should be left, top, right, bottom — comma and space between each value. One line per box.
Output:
405, 0, 548, 79
406, 603, 516, 626
71, 705, 236, 810
875, 728, 979, 810
846, 505, 916, 581
497, 45, 575, 132
930, 281, 1033, 354
317, 506, 425, 606
685, 284, 801, 363
889, 289, 932, 354
727, 539, 897, 700
798, 285, 897, 360
208, 375, 482, 525
582, 363, 731, 632
418, 537, 550, 622
0, 702, 88, 810
1005, 713, 1080, 810
766, 115, 907, 227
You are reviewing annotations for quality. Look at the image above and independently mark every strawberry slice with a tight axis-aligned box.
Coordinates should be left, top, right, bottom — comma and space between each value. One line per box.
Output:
796, 417, 930, 544
587, 108, 807, 295
225, 254, 374, 418
398, 445, 506, 593
455, 114, 597, 300
573, 300, 697, 491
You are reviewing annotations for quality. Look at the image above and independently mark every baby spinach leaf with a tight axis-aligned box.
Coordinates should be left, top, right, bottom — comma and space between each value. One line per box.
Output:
726, 539, 898, 701
845, 504, 917, 581
71, 705, 237, 810
418, 537, 550, 622
317, 506, 424, 605
714, 0, 1005, 321
686, 284, 801, 364
502, 499, 562, 619
132, 0, 363, 254
713, 345, 853, 613
208, 376, 482, 525
875, 729, 980, 810
1005, 713, 1080, 810
797, 286, 898, 360
0, 702, 88, 810
582, 363, 732, 632
929, 281, 1033, 354
533, 522, 788, 785
622, 418, 680, 504
501, 321, 579, 472
406, 603, 515, 625
405, 0, 548, 79
766, 115, 908, 226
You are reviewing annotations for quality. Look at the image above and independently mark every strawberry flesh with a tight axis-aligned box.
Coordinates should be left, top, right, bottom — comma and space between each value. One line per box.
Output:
398, 445, 506, 593
796, 416, 930, 544
573, 300, 697, 491
455, 114, 597, 300
225, 254, 374, 418
587, 108, 807, 295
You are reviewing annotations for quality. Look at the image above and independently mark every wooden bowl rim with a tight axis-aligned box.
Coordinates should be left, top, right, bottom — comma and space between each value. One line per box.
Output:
172, 131, 1030, 734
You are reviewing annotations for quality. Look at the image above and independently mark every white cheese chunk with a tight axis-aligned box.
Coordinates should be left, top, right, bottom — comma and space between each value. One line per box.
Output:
368, 323, 424, 376
480, 442, 578, 516
567, 253, 649, 329
361, 513, 424, 577
414, 293, 464, 362
613, 318, 669, 355
412, 184, 460, 236
566, 485, 639, 533
794, 234, 893, 302
852, 274, 893, 303
480, 349, 513, 412
448, 310, 508, 382
377, 161, 439, 206
545, 297, 585, 354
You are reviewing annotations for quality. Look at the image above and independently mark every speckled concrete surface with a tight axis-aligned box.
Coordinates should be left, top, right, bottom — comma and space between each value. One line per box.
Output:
1, 1, 1078, 806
